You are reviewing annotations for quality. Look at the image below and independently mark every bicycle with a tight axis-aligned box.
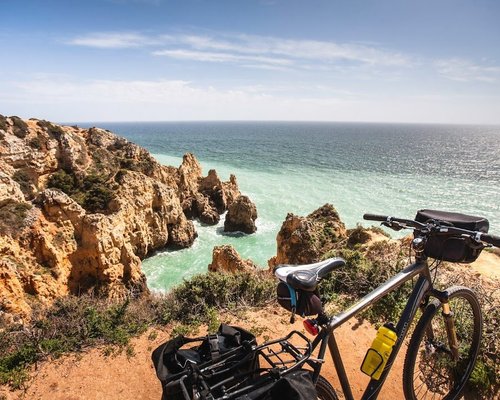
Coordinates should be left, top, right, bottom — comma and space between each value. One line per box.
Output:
162, 209, 500, 400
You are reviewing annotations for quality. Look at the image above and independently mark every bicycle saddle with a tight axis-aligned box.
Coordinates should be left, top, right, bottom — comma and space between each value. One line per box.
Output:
274, 257, 346, 292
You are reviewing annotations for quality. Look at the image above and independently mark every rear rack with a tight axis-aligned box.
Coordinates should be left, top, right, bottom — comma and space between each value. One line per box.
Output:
165, 330, 313, 400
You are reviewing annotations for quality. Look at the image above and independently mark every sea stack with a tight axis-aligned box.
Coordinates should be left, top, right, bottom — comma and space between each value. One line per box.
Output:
224, 195, 258, 234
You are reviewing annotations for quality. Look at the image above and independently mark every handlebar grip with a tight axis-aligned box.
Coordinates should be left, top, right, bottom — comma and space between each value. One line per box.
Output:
363, 213, 389, 222
482, 233, 500, 247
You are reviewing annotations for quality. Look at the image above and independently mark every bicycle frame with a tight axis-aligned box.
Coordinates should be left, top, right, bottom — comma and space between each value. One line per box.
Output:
309, 259, 434, 400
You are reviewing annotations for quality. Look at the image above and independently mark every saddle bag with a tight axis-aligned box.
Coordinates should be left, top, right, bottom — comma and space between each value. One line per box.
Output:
415, 209, 489, 263
276, 282, 323, 317
152, 324, 258, 400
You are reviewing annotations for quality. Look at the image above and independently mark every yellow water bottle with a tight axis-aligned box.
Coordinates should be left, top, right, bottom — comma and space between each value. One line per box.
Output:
360, 323, 397, 380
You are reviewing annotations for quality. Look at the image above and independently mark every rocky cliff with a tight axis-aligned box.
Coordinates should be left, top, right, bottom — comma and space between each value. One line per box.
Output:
0, 115, 242, 319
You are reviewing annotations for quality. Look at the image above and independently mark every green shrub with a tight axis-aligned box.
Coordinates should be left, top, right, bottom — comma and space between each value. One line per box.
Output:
156, 272, 275, 325
347, 224, 372, 247
36, 120, 65, 139
0, 114, 7, 131
0, 200, 31, 236
81, 174, 114, 213
28, 136, 42, 150
12, 170, 32, 196
47, 171, 115, 214
0, 271, 275, 389
47, 170, 77, 195
11, 116, 29, 139
321, 241, 412, 322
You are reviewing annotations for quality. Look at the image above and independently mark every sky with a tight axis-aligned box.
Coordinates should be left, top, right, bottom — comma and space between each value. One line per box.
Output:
1, 0, 499, 124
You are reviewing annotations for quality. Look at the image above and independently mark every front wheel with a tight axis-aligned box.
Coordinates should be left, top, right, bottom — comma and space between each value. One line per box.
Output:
402, 286, 482, 400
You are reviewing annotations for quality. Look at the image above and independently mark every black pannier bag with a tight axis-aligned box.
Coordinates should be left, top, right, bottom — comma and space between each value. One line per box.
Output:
415, 209, 489, 263
235, 369, 317, 400
152, 324, 258, 400
276, 281, 323, 317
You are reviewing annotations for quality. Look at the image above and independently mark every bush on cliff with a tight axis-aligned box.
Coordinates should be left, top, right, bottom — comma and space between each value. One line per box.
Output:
80, 174, 115, 213
321, 241, 411, 322
47, 170, 115, 214
36, 119, 65, 139
10, 116, 29, 139
0, 114, 8, 131
157, 272, 275, 325
0, 201, 32, 237
47, 170, 77, 195
11, 170, 32, 197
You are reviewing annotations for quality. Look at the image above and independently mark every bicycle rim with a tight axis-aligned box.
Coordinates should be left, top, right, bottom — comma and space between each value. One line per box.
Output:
403, 286, 482, 400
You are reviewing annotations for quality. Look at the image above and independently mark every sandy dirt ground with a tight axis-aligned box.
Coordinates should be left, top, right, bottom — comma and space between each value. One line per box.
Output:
1, 251, 498, 400
1, 309, 405, 400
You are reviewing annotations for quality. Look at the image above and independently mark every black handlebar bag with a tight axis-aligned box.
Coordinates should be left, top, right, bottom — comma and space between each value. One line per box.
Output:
152, 324, 258, 400
415, 209, 489, 263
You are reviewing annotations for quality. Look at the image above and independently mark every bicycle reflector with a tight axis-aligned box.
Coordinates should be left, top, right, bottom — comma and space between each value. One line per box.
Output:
303, 319, 319, 336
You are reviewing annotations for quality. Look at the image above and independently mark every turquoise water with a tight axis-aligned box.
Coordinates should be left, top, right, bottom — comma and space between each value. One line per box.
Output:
82, 122, 500, 292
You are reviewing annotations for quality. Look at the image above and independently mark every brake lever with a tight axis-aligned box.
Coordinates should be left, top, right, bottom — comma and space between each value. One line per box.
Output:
382, 221, 403, 231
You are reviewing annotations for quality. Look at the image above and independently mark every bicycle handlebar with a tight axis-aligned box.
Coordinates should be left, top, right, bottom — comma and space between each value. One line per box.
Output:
363, 213, 389, 222
363, 213, 500, 247
479, 233, 500, 247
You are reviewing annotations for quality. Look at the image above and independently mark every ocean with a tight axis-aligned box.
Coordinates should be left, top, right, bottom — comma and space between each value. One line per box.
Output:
80, 121, 500, 292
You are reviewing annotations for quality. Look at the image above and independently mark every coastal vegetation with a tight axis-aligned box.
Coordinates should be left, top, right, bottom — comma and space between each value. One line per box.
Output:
47, 170, 115, 214
0, 272, 274, 389
0, 201, 32, 238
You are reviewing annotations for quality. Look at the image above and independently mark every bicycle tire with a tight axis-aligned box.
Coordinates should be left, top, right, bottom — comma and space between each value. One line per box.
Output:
402, 286, 482, 400
300, 370, 338, 400
310, 372, 339, 400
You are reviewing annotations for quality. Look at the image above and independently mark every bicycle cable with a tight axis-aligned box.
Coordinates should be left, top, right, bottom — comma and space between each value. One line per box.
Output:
429, 258, 440, 285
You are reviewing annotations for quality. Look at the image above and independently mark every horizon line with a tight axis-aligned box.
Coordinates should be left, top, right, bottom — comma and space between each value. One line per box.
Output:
56, 119, 500, 128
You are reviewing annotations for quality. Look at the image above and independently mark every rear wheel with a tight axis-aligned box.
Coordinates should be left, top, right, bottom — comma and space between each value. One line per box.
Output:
403, 286, 482, 400
314, 373, 339, 400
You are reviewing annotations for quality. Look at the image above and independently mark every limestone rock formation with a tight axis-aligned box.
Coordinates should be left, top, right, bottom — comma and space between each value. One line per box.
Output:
179, 157, 242, 225
268, 204, 347, 267
0, 115, 247, 317
208, 245, 258, 273
224, 195, 258, 234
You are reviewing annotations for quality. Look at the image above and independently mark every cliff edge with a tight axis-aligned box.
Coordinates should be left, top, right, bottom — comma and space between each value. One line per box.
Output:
0, 115, 241, 319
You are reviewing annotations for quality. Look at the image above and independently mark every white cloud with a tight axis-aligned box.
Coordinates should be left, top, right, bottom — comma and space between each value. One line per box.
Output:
67, 31, 412, 69
159, 33, 411, 66
153, 49, 293, 67
67, 32, 159, 48
159, 34, 412, 67
435, 58, 500, 82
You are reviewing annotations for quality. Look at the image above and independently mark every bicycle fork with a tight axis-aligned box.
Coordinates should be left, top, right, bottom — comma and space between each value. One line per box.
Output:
426, 289, 460, 361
